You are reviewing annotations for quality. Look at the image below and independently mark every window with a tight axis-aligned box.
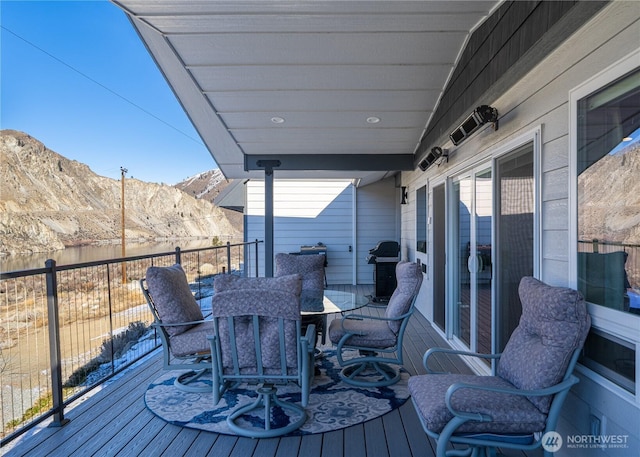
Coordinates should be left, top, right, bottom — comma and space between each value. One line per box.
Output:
582, 329, 635, 394
416, 185, 427, 253
574, 62, 639, 395
576, 67, 640, 315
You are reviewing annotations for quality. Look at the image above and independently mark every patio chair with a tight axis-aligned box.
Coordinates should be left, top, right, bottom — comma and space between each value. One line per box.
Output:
141, 263, 212, 393
207, 273, 316, 438
408, 276, 591, 457
275, 253, 327, 344
328, 261, 423, 387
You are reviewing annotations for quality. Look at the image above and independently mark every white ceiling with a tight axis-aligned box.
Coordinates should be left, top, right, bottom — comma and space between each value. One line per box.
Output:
114, 1, 500, 184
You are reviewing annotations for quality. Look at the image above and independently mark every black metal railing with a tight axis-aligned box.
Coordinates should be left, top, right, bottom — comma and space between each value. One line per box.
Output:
0, 240, 262, 445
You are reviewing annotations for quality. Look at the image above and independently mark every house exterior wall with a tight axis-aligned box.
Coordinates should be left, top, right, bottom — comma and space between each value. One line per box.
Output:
355, 177, 401, 285
401, 2, 640, 455
245, 178, 399, 285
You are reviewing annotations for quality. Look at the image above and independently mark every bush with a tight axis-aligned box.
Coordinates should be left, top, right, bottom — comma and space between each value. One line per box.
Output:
63, 321, 148, 388
99, 321, 148, 362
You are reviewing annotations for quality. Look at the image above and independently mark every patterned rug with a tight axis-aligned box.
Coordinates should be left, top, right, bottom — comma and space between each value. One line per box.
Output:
144, 350, 410, 436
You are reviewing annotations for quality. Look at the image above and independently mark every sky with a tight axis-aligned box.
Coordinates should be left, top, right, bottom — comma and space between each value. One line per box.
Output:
1, 0, 217, 185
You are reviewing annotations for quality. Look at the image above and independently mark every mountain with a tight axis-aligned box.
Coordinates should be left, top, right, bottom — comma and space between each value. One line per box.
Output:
0, 130, 241, 256
578, 140, 640, 245
174, 169, 243, 230
174, 169, 228, 201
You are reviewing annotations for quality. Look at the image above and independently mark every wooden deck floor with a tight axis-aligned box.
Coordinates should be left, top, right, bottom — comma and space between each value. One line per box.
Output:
3, 285, 541, 457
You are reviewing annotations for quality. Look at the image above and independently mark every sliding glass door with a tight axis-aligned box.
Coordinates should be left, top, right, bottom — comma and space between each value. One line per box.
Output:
494, 143, 534, 352
433, 183, 446, 331
450, 166, 493, 356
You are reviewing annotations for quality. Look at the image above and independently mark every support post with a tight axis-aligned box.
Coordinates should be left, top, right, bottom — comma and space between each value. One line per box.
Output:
256, 159, 280, 278
265, 168, 274, 277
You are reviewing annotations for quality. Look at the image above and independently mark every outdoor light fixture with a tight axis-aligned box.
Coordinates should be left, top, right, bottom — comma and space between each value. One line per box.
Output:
418, 147, 447, 172
449, 105, 499, 146
401, 186, 408, 205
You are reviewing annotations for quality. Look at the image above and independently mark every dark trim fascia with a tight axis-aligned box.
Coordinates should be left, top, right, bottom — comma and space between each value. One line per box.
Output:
245, 154, 415, 172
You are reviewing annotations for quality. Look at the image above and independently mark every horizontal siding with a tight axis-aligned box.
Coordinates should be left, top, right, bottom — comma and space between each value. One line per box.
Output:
402, 2, 640, 454
356, 178, 399, 285
247, 179, 400, 285
246, 180, 354, 283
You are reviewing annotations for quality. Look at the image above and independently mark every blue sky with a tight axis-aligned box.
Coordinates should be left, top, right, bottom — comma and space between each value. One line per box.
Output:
1, 0, 217, 185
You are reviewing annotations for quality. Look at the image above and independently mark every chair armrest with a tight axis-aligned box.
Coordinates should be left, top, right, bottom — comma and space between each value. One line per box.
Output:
362, 302, 389, 309
338, 310, 413, 337
342, 310, 411, 323
153, 318, 210, 328
303, 323, 317, 353
445, 375, 581, 423
423, 347, 502, 374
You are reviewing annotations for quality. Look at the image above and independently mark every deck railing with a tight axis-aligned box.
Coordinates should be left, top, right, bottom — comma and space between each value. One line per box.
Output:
0, 240, 262, 445
578, 238, 639, 289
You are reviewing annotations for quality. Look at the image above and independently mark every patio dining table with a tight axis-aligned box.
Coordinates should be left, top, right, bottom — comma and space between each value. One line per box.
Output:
300, 289, 371, 347
300, 289, 370, 315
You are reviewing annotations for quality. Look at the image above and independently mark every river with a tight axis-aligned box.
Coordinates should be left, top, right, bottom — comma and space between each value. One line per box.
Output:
0, 239, 216, 272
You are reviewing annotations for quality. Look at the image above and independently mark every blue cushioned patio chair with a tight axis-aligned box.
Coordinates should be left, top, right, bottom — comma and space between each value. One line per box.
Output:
328, 261, 423, 387
207, 273, 316, 438
408, 277, 591, 457
141, 264, 213, 393
275, 253, 327, 345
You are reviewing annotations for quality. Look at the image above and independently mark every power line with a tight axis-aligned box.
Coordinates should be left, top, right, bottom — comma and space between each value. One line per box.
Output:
1, 25, 205, 147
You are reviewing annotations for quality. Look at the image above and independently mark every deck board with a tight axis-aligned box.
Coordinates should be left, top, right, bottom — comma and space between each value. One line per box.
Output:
3, 284, 542, 457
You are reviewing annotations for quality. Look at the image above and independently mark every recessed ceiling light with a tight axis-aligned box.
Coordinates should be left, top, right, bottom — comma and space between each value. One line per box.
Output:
366, 116, 381, 124
622, 136, 633, 142
271, 116, 285, 124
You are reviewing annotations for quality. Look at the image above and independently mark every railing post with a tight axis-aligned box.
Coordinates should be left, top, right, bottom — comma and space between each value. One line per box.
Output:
593, 239, 599, 253
226, 241, 232, 274
175, 246, 182, 264
255, 239, 259, 278
106, 264, 115, 374
45, 259, 69, 427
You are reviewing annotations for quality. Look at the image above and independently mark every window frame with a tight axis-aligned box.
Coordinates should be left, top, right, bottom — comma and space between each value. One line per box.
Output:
416, 185, 428, 254
569, 49, 640, 403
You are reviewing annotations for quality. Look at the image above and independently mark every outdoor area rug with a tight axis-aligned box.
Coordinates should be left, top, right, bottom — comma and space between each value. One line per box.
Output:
144, 350, 410, 436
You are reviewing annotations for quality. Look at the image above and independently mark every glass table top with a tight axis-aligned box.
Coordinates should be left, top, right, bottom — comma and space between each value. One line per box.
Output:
301, 289, 371, 315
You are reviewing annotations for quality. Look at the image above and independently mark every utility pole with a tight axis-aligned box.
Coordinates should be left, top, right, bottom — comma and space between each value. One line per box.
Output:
121, 167, 128, 283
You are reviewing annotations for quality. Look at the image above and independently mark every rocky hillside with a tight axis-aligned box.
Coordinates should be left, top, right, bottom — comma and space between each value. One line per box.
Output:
578, 140, 640, 245
175, 169, 228, 201
0, 130, 241, 255
174, 169, 243, 229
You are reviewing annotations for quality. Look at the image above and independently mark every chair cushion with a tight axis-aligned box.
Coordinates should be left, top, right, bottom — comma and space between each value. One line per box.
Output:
497, 277, 590, 413
214, 273, 302, 298
385, 261, 423, 333
408, 373, 548, 434
211, 276, 302, 371
215, 311, 299, 371
145, 264, 204, 336
328, 318, 397, 348
169, 321, 214, 357
275, 253, 325, 291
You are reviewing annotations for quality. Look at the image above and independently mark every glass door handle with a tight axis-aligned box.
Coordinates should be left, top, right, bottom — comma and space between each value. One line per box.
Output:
467, 255, 478, 274
467, 254, 483, 273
